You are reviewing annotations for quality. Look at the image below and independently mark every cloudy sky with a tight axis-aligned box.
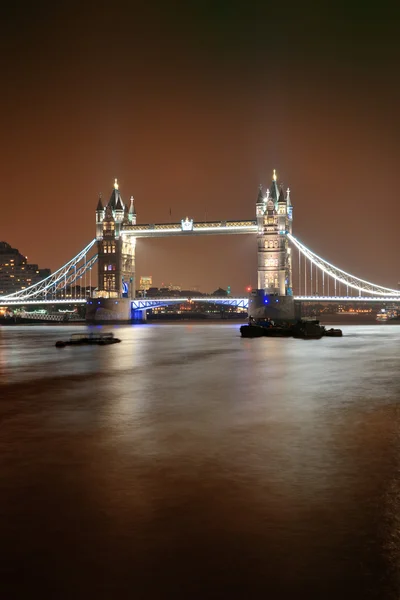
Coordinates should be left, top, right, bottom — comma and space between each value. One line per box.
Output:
1, 1, 399, 292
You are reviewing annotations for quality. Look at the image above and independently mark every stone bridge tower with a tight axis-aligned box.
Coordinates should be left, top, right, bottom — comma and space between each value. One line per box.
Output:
95, 179, 136, 299
251, 170, 295, 321
256, 170, 293, 294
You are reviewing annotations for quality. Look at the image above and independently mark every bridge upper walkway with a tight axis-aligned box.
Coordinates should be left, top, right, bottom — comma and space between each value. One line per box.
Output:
0, 230, 399, 304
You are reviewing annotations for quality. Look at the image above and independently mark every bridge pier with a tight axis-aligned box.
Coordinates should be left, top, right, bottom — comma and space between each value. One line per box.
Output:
86, 298, 132, 323
248, 291, 301, 323
131, 308, 147, 323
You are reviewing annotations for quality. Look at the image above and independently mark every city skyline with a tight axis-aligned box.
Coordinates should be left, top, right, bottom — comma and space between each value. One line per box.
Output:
1, 3, 399, 292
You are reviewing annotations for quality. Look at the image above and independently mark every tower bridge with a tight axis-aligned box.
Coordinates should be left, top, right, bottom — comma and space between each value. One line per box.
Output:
1, 172, 399, 322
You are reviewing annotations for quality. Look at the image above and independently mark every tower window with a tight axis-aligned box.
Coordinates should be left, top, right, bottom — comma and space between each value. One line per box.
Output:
103, 242, 116, 254
103, 273, 116, 291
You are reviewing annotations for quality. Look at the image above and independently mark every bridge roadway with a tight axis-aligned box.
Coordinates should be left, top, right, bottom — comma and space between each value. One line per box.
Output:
1, 296, 400, 308
121, 220, 258, 237
131, 296, 400, 310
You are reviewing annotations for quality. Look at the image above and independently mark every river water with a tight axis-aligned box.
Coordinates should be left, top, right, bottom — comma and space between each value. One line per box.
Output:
1, 323, 400, 599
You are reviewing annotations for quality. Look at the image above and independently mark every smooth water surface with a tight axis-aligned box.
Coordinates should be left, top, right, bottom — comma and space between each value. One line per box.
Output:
1, 323, 400, 599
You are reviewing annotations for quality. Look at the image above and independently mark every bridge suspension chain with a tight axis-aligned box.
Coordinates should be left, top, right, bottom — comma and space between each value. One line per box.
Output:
288, 233, 400, 297
0, 239, 97, 301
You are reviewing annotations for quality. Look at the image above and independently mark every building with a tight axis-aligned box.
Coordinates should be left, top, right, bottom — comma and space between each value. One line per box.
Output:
0, 242, 51, 296
255, 169, 293, 295
139, 276, 152, 291
95, 179, 136, 298
249, 170, 297, 322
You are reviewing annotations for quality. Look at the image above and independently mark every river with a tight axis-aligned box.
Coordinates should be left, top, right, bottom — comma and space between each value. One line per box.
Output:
1, 323, 400, 599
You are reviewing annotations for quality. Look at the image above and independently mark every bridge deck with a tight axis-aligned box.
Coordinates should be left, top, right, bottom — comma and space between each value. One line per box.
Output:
1, 296, 399, 307
121, 220, 258, 237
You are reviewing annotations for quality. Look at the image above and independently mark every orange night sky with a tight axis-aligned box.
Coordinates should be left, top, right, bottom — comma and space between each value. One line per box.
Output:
1, 3, 399, 293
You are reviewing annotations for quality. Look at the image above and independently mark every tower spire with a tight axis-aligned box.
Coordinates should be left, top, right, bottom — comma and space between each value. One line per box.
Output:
256, 184, 264, 204
114, 178, 119, 190
96, 193, 103, 211
269, 169, 279, 202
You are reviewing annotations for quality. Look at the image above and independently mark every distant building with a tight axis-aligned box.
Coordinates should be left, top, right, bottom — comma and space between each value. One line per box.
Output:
0, 241, 51, 296
160, 283, 182, 292
211, 287, 227, 297
139, 276, 152, 291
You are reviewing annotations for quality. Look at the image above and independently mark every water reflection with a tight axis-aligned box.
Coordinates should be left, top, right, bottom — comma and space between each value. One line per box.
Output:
1, 324, 400, 598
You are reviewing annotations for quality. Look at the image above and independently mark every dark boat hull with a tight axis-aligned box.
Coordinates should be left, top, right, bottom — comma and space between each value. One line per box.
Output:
323, 328, 343, 337
240, 325, 293, 338
55, 336, 121, 348
240, 325, 266, 338
293, 334, 323, 340
240, 320, 342, 340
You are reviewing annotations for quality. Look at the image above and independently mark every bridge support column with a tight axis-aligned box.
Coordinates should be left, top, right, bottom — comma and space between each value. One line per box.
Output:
86, 298, 132, 323
248, 291, 298, 323
131, 308, 147, 323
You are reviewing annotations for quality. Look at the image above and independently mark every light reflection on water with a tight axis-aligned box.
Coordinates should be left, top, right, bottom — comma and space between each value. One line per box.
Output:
1, 323, 400, 598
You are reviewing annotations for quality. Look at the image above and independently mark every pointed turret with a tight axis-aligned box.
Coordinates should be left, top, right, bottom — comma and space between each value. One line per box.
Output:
115, 197, 123, 211
286, 187, 291, 206
256, 184, 264, 204
96, 193, 105, 238
278, 186, 286, 204
128, 196, 136, 224
269, 169, 279, 203
108, 178, 124, 211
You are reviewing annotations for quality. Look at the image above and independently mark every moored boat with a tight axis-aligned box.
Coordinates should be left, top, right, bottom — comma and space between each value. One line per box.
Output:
240, 324, 266, 338
292, 319, 325, 340
240, 318, 343, 340
55, 332, 121, 348
323, 327, 343, 337
240, 323, 293, 338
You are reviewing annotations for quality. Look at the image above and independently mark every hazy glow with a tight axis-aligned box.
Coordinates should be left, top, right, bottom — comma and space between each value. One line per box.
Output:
288, 233, 400, 296
3, 228, 399, 304
123, 224, 258, 236
0, 240, 97, 301
296, 296, 400, 302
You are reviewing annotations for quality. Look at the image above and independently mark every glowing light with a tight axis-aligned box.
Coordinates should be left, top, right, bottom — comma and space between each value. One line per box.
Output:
294, 296, 400, 302
288, 233, 400, 296
181, 218, 194, 231
114, 178, 119, 190
131, 297, 249, 311
0, 239, 97, 302
123, 224, 257, 236
273, 169, 277, 182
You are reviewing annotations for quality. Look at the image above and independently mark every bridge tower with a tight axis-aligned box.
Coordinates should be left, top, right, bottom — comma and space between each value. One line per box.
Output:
251, 170, 296, 321
256, 170, 293, 294
95, 179, 136, 299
